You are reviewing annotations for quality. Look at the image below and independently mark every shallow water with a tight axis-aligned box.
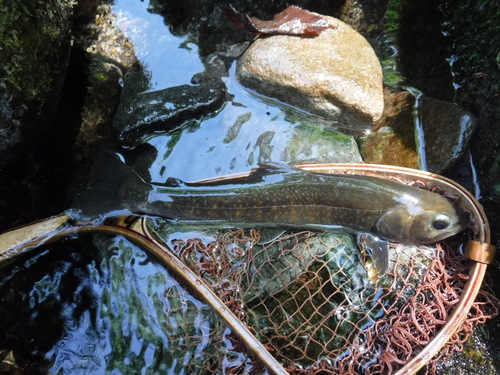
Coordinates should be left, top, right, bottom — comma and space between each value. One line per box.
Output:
143, 64, 359, 182
112, 0, 205, 90
110, 0, 362, 181
0, 234, 254, 374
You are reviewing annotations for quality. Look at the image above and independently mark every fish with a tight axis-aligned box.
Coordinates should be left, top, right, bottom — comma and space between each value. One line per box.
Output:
76, 152, 468, 245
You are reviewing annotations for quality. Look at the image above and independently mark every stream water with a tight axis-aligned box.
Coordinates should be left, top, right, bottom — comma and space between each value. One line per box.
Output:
0, 234, 254, 374
113, 0, 204, 90
0, 0, 498, 373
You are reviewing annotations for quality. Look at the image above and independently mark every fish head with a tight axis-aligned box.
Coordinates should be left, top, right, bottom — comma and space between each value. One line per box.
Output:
374, 192, 468, 244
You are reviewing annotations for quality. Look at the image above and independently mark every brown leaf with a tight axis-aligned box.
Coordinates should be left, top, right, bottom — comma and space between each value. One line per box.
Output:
226, 6, 335, 37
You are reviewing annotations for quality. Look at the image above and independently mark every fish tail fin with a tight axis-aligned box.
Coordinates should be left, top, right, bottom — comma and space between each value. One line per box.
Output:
73, 152, 143, 217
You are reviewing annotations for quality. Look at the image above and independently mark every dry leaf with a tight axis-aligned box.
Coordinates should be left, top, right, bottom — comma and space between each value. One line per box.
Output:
226, 5, 334, 37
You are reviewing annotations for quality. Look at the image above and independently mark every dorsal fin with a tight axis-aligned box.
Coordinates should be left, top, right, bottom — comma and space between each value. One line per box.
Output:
184, 162, 299, 187
163, 177, 185, 187
248, 162, 297, 179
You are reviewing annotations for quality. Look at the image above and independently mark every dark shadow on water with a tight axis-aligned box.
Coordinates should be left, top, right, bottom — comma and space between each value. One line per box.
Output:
0, 48, 90, 233
397, 0, 455, 101
0, 235, 101, 373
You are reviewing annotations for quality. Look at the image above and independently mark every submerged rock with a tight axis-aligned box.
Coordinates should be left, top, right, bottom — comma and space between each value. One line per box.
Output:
236, 14, 384, 132
113, 77, 226, 149
360, 87, 476, 173
360, 88, 420, 169
0, 0, 74, 164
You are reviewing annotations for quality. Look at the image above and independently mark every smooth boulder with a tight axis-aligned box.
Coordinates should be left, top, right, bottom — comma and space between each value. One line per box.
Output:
236, 14, 384, 132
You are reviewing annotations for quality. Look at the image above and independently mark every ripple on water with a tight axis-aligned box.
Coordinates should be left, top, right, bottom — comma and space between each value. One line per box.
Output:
0, 234, 256, 374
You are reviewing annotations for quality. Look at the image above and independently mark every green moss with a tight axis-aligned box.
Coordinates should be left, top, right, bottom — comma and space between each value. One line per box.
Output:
442, 0, 500, 98
0, 0, 74, 103
377, 0, 405, 86
92, 72, 110, 82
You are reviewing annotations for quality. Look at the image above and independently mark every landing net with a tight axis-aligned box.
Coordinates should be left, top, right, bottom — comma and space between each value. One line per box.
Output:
155, 225, 498, 374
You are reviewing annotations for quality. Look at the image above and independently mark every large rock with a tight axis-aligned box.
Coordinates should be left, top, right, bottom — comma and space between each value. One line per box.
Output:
0, 0, 74, 164
236, 14, 384, 132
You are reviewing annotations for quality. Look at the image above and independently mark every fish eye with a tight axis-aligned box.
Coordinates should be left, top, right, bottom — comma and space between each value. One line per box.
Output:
432, 219, 450, 230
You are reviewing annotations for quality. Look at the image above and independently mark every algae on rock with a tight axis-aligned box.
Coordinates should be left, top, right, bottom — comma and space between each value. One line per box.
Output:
0, 0, 74, 162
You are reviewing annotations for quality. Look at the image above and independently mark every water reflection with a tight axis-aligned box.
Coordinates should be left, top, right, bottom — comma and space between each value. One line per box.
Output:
0, 234, 254, 374
112, 0, 205, 90
144, 64, 360, 182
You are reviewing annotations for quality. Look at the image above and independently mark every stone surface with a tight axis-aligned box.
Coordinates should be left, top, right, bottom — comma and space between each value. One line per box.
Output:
360, 87, 476, 173
112, 64, 226, 149
0, 0, 74, 164
236, 14, 384, 132
335, 0, 389, 41
360, 88, 419, 168
421, 96, 476, 173
429, 1, 500, 372
0, 3, 138, 232
440, 0, 500, 252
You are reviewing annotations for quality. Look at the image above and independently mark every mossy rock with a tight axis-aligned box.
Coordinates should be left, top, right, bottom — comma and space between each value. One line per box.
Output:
0, 0, 74, 163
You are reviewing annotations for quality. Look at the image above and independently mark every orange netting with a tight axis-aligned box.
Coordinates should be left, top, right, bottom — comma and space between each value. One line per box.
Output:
163, 226, 499, 374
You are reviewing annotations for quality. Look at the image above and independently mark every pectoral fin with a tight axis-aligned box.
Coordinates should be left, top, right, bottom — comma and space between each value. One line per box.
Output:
357, 232, 390, 282
257, 229, 287, 244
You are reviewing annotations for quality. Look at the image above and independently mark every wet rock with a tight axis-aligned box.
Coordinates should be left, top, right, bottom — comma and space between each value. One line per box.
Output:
335, 0, 389, 41
68, 3, 139, 198
112, 64, 226, 148
420, 96, 476, 173
360, 87, 476, 173
236, 14, 384, 132
282, 122, 362, 166
440, 0, 500, 249
360, 88, 419, 169
0, 0, 74, 165
438, 1, 500, 371
436, 329, 500, 375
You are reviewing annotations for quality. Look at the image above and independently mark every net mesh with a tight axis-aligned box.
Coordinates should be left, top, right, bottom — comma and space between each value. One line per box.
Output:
161, 226, 499, 374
